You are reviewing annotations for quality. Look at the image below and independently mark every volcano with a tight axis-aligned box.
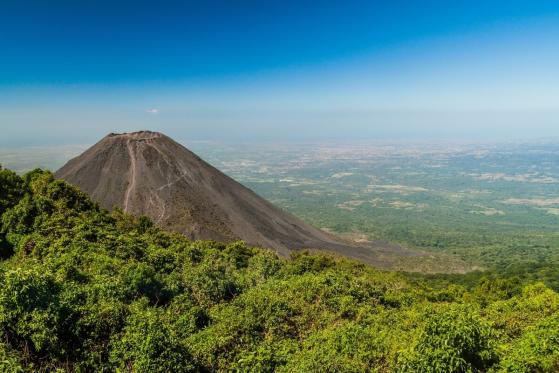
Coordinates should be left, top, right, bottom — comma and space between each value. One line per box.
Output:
56, 131, 404, 265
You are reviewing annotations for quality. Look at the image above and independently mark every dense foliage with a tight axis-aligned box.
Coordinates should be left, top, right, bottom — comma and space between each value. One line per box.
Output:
0, 166, 558, 372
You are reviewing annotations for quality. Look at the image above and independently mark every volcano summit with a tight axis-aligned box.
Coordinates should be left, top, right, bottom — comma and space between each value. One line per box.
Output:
56, 131, 404, 265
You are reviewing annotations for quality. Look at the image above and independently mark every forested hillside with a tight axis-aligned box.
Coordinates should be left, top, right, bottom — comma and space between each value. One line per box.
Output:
0, 166, 558, 372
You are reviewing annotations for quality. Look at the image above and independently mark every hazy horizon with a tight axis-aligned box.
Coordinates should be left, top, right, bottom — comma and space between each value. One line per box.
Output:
2, 136, 558, 176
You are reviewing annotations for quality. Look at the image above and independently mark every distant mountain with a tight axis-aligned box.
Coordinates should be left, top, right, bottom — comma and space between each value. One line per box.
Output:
56, 131, 405, 265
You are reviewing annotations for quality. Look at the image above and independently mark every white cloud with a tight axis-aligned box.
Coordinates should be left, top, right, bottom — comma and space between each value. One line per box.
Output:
146, 108, 159, 114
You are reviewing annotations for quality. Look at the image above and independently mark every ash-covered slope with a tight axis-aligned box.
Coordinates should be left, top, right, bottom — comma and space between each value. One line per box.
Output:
56, 131, 404, 265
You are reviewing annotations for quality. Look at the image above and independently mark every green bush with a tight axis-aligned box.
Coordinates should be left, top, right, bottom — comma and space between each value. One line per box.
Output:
281, 322, 388, 372
499, 313, 559, 372
110, 299, 195, 372
397, 305, 497, 372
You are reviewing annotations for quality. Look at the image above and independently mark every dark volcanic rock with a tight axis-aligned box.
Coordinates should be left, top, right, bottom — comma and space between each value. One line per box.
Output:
56, 131, 403, 265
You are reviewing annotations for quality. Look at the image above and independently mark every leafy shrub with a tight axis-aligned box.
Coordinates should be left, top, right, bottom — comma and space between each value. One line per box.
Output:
397, 305, 497, 372
281, 322, 388, 372
0, 266, 73, 361
499, 313, 559, 372
110, 300, 195, 372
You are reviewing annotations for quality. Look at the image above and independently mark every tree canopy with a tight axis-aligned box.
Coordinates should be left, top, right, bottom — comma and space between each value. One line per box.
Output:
0, 168, 557, 372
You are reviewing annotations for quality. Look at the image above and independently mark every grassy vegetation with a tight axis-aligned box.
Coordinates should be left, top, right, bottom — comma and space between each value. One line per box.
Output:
1, 165, 558, 372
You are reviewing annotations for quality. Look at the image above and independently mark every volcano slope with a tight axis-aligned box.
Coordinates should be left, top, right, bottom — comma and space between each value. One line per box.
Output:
56, 131, 412, 266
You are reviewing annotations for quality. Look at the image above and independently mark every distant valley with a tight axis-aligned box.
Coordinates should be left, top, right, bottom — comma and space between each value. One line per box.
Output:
189, 140, 559, 274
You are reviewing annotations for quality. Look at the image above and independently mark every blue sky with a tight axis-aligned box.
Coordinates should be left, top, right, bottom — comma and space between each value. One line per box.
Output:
1, 0, 559, 146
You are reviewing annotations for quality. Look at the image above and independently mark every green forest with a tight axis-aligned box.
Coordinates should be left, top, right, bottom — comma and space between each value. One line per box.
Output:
0, 166, 558, 372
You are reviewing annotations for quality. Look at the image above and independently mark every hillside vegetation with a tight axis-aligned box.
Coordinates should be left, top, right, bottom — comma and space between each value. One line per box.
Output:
0, 166, 558, 372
